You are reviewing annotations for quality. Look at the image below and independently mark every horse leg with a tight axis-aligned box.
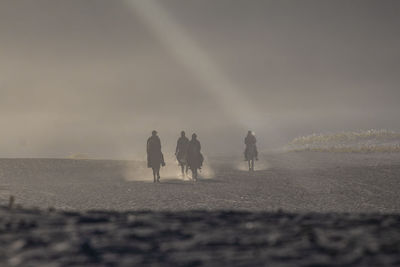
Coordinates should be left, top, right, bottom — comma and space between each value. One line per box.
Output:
180, 163, 185, 177
152, 168, 156, 183
192, 168, 197, 181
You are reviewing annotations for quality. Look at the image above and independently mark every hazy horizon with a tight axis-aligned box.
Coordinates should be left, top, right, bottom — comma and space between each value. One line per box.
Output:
1, 0, 399, 158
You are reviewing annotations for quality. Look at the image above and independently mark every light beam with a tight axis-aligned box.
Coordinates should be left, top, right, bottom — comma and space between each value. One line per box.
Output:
124, 0, 265, 129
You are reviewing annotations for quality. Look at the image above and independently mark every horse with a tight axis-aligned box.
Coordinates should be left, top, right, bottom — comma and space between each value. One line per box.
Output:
176, 152, 189, 177
148, 152, 165, 183
245, 144, 257, 171
187, 153, 203, 181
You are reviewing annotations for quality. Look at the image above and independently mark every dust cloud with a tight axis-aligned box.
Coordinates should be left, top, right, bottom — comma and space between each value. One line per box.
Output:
235, 160, 271, 172
122, 155, 214, 182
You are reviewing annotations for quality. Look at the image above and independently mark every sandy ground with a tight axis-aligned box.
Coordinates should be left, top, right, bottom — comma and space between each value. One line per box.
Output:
0, 152, 400, 213
1, 152, 400, 266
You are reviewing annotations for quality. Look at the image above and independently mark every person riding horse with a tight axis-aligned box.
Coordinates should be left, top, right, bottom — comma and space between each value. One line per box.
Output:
244, 130, 258, 161
147, 130, 165, 183
175, 131, 189, 177
187, 133, 204, 181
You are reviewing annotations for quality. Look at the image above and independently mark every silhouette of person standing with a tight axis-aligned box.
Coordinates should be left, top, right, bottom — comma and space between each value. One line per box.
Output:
244, 130, 258, 161
175, 131, 189, 177
147, 130, 165, 183
187, 133, 203, 181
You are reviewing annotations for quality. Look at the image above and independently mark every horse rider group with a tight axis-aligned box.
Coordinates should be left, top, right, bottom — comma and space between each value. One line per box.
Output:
147, 130, 258, 183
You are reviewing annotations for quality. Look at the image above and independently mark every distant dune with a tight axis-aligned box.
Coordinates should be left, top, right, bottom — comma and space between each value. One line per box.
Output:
286, 129, 400, 152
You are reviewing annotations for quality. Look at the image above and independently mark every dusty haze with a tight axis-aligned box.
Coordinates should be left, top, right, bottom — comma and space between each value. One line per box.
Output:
1, 0, 399, 158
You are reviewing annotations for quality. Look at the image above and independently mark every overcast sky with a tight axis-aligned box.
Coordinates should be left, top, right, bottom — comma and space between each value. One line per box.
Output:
1, 0, 399, 158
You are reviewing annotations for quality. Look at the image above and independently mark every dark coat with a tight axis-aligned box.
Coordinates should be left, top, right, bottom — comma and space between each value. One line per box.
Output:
147, 136, 164, 168
244, 134, 258, 160
245, 134, 257, 146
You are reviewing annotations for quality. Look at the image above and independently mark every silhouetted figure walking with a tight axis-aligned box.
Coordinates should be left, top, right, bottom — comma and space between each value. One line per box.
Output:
147, 130, 165, 183
175, 131, 189, 177
244, 130, 258, 171
187, 133, 203, 181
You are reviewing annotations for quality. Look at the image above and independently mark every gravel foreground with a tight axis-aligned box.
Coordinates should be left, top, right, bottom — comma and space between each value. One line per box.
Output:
1, 206, 400, 266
